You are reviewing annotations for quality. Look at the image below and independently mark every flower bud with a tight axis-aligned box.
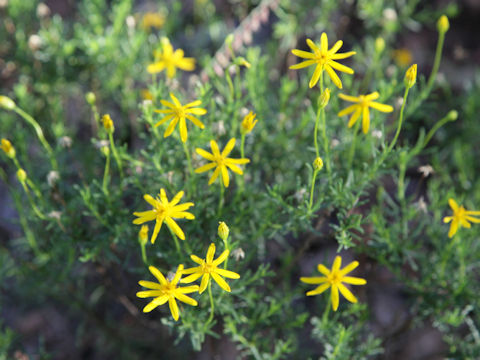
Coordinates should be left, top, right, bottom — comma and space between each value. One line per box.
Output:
0, 95, 16, 110
102, 114, 115, 133
218, 221, 229, 242
85, 92, 96, 105
447, 110, 458, 121
17, 169, 27, 182
100, 146, 110, 157
404, 64, 417, 89
225, 34, 234, 48
437, 15, 449, 34
241, 111, 258, 134
318, 88, 330, 109
236, 57, 251, 68
1, 138, 16, 158
375, 37, 385, 54
313, 157, 324, 171
139, 225, 149, 246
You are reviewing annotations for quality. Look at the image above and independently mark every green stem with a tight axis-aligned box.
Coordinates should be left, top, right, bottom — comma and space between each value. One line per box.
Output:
218, 181, 224, 215
108, 132, 123, 178
313, 109, 321, 158
20, 181, 45, 220
388, 87, 410, 152
308, 169, 318, 212
13, 107, 57, 170
102, 150, 111, 195
171, 230, 181, 255
422, 111, 457, 149
319, 75, 331, 177
347, 119, 360, 169
322, 296, 332, 324
182, 140, 194, 177
140, 243, 148, 265
224, 236, 230, 270
410, 31, 446, 114
207, 281, 215, 324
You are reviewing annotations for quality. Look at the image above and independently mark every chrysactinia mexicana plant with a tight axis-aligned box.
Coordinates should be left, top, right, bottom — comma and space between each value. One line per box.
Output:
2, 3, 477, 358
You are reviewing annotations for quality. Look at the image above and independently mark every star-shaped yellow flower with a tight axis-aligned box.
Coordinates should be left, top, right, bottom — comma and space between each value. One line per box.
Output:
137, 265, 199, 321
443, 198, 480, 238
300, 256, 366, 311
195, 138, 250, 187
290, 33, 355, 89
338, 92, 394, 134
154, 93, 207, 143
181, 243, 240, 293
133, 189, 194, 243
147, 37, 195, 78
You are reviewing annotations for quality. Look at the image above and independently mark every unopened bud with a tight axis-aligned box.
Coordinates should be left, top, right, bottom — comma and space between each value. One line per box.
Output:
0, 95, 16, 110
313, 157, 324, 171
318, 88, 330, 109
101, 146, 110, 157
139, 225, 149, 246
447, 110, 458, 121
404, 64, 417, 89
102, 114, 114, 133
375, 37, 385, 54
85, 92, 96, 105
218, 221, 229, 242
236, 57, 251, 68
437, 15, 449, 34
1, 138, 16, 158
17, 168, 27, 182
225, 34, 234, 48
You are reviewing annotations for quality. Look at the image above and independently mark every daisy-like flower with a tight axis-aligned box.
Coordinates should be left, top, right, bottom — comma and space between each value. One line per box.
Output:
133, 189, 194, 243
181, 243, 240, 293
300, 256, 366, 311
290, 33, 355, 89
147, 37, 195, 78
154, 93, 206, 143
137, 265, 199, 321
195, 138, 250, 187
443, 198, 480, 238
338, 92, 394, 134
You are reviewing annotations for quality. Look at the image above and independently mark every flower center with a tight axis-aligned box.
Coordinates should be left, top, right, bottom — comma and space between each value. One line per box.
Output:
202, 262, 216, 274
358, 95, 369, 107
314, 50, 329, 65
328, 271, 342, 285
214, 154, 225, 166
455, 206, 466, 220
174, 106, 185, 118
162, 282, 176, 296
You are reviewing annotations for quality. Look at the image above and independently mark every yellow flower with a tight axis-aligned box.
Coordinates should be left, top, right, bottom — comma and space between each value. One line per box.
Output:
181, 243, 240, 293
338, 92, 394, 134
102, 114, 114, 133
195, 138, 250, 187
154, 93, 206, 143
137, 265, 199, 321
290, 33, 355, 89
300, 256, 366, 311
443, 198, 480, 238
392, 48, 412, 67
141, 12, 165, 30
141, 89, 153, 101
147, 37, 195, 78
133, 189, 195, 243
404, 64, 417, 89
1, 138, 16, 158
241, 111, 258, 134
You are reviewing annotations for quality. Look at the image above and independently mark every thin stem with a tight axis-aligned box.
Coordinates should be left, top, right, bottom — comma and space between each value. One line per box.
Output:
182, 140, 194, 177
319, 74, 331, 177
422, 112, 457, 149
171, 230, 181, 255
13, 107, 57, 170
102, 150, 111, 195
410, 31, 446, 114
20, 181, 45, 220
218, 181, 224, 215
308, 169, 318, 212
108, 132, 123, 178
314, 109, 321, 158
322, 296, 332, 324
224, 237, 230, 270
388, 87, 410, 152
347, 119, 360, 170
140, 243, 148, 265
207, 281, 215, 324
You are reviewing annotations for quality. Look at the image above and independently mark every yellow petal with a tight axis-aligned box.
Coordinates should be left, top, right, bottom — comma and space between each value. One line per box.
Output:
212, 249, 229, 266
138, 280, 163, 290
331, 284, 340, 311
329, 60, 354, 75
165, 217, 185, 240
448, 198, 459, 212
195, 162, 217, 173
342, 276, 367, 285
338, 283, 358, 303
300, 276, 328, 284
199, 274, 210, 294
306, 282, 330, 296
208, 166, 221, 185
174, 293, 198, 306
221, 165, 230, 187
338, 104, 358, 117
324, 64, 342, 89
148, 266, 167, 285
448, 219, 458, 238
290, 60, 316, 70
211, 272, 231, 292
328, 40, 343, 54
369, 102, 394, 113
195, 148, 215, 161
320, 32, 328, 52
206, 243, 216, 263
339, 261, 359, 276
317, 264, 330, 276
215, 268, 240, 279
362, 106, 370, 134
348, 109, 361, 128
179, 117, 188, 143
168, 297, 180, 321
332, 256, 342, 272
309, 64, 323, 88
291, 49, 315, 59
136, 290, 164, 298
